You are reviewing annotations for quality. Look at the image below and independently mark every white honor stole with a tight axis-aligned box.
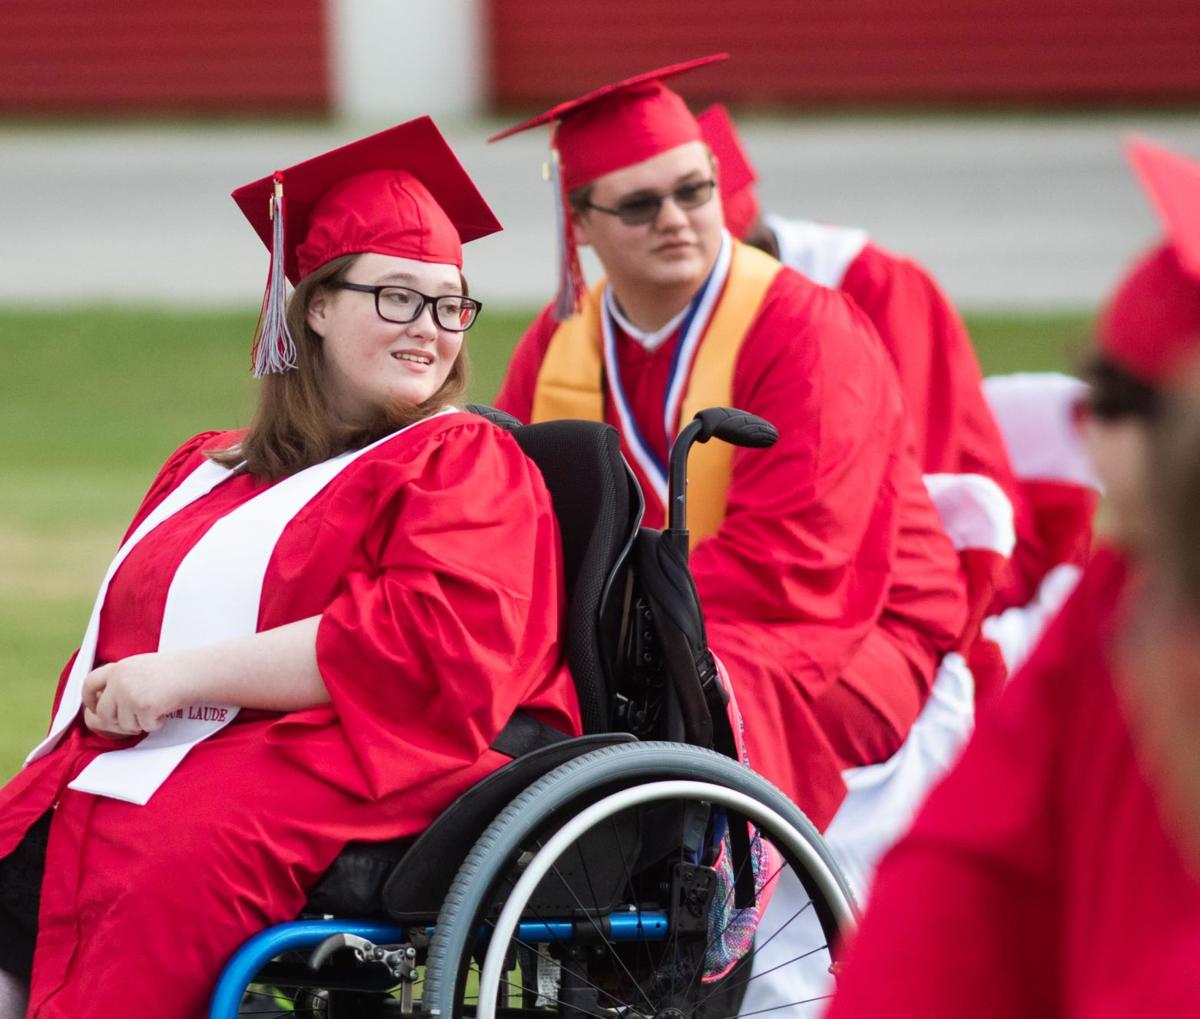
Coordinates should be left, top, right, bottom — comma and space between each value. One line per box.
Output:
26, 414, 447, 805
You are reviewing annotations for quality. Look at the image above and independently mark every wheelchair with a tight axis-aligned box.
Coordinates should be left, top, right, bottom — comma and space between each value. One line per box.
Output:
210, 406, 857, 1019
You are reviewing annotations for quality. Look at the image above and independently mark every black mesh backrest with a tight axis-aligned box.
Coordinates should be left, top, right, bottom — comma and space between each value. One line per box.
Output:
512, 420, 638, 734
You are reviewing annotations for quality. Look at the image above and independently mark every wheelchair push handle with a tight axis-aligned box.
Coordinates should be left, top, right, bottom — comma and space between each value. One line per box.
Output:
691, 406, 780, 448
666, 407, 779, 551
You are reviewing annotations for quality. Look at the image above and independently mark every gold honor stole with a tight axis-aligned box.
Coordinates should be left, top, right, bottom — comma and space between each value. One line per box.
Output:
531, 240, 782, 545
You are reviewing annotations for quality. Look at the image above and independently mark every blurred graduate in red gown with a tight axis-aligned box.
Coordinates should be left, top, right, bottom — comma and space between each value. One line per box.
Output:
825, 137, 1200, 1018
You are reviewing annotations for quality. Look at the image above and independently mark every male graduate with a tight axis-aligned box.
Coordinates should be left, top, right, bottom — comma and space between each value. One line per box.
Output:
492, 55, 967, 830
697, 105, 1097, 651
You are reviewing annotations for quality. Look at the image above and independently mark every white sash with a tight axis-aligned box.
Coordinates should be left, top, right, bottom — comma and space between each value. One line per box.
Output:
764, 214, 868, 290
31, 413, 448, 805
601, 230, 733, 509
27, 457, 236, 766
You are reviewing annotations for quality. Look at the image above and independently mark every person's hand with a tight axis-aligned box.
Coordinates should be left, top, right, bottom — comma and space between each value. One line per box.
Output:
81, 653, 188, 737
81, 706, 132, 741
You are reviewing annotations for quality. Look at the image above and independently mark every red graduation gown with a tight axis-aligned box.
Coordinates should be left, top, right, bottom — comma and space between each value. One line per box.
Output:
836, 241, 1052, 609
825, 546, 1200, 1017
497, 268, 966, 829
0, 413, 580, 1019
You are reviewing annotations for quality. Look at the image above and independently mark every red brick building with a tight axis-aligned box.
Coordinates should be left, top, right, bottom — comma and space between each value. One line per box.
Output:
3, 0, 1198, 115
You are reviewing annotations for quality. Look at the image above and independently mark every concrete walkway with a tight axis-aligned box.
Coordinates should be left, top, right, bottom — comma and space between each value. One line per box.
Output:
2, 113, 1199, 311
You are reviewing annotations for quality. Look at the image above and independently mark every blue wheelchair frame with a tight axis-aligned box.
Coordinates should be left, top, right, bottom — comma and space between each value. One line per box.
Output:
210, 913, 670, 1018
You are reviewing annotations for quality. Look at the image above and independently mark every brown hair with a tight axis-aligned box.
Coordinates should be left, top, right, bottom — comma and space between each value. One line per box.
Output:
1079, 351, 1163, 423
1150, 382, 1200, 612
741, 219, 778, 259
209, 253, 469, 480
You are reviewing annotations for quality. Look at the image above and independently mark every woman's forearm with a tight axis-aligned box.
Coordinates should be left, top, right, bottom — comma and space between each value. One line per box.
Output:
170, 615, 329, 711
83, 616, 331, 736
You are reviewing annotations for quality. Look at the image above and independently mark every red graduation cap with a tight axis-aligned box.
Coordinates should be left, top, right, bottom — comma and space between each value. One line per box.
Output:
232, 117, 501, 376
1099, 137, 1200, 385
489, 54, 728, 319
697, 104, 761, 240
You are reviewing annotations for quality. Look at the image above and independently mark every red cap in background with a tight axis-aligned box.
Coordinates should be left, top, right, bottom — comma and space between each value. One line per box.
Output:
696, 103, 761, 240
1099, 137, 1200, 386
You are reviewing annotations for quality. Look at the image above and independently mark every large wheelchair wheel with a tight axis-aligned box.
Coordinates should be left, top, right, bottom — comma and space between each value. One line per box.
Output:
423, 742, 856, 1019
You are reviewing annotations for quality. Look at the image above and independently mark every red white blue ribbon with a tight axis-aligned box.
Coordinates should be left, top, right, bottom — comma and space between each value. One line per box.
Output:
601, 230, 733, 508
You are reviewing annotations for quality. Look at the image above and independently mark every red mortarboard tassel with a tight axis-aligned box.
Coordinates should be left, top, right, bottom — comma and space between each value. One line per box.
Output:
548, 141, 587, 321
251, 174, 298, 377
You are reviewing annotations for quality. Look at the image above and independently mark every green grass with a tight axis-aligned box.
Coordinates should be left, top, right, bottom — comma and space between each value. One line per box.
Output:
967, 311, 1092, 375
0, 305, 1088, 780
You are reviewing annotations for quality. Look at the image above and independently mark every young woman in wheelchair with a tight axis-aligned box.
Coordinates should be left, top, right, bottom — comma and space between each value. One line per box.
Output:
0, 120, 580, 1019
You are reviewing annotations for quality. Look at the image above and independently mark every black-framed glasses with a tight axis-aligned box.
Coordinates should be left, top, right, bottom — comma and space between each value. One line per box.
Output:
335, 283, 482, 332
583, 179, 717, 226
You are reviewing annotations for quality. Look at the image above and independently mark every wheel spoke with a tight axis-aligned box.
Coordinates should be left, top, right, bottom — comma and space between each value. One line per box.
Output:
706, 857, 821, 976
684, 942, 831, 1018
538, 853, 658, 1014
680, 898, 825, 1019
610, 813, 663, 989
477, 919, 639, 1014
668, 816, 685, 1007
423, 762, 855, 1019
705, 827, 775, 947
674, 829, 782, 1006
461, 965, 623, 1019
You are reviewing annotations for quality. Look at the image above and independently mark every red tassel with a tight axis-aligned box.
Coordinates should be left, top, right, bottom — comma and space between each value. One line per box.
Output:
251, 173, 298, 377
